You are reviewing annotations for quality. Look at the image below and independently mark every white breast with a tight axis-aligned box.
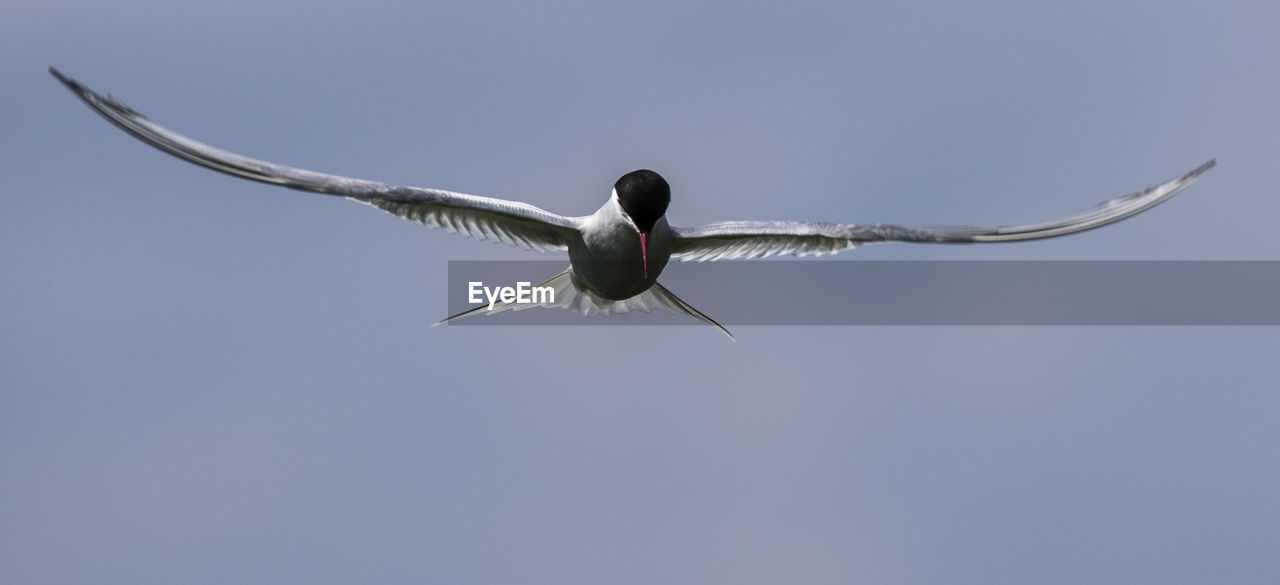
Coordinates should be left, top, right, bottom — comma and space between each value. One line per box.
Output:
568, 195, 674, 300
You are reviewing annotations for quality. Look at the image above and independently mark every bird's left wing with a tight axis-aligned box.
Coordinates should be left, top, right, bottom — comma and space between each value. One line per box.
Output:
671, 160, 1214, 262
50, 67, 579, 252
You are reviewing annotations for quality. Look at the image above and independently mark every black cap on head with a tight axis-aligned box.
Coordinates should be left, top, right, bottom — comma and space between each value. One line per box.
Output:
614, 169, 670, 233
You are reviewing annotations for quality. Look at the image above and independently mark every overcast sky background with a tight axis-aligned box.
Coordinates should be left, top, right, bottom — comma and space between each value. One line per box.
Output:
3, 1, 1278, 583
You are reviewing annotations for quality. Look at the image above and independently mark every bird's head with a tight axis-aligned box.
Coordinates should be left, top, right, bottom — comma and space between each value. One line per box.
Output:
614, 169, 670, 279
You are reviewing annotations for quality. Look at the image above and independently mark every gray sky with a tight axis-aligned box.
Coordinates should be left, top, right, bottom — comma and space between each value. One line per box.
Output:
3, 1, 1278, 583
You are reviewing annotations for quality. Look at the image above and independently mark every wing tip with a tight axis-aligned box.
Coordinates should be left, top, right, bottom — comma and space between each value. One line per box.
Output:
48, 66, 145, 119
48, 66, 72, 85
49, 65, 90, 96
1191, 157, 1217, 179
1152, 157, 1217, 200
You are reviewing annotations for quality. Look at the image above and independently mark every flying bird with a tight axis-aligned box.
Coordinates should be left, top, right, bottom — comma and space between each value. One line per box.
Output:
50, 67, 1215, 339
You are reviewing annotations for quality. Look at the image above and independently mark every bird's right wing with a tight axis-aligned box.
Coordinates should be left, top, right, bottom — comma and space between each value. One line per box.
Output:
50, 67, 579, 252
671, 160, 1214, 262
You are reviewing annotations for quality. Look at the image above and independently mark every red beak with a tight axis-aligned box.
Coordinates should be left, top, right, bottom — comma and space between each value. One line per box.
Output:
639, 231, 650, 279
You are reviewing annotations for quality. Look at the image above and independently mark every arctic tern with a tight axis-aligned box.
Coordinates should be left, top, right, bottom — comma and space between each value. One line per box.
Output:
50, 67, 1214, 339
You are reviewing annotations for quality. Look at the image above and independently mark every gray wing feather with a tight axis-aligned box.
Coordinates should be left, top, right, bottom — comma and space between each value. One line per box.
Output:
672, 159, 1215, 262
50, 67, 578, 252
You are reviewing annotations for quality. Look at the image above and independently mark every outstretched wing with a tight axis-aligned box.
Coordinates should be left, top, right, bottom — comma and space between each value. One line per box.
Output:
671, 159, 1214, 262
50, 67, 579, 252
